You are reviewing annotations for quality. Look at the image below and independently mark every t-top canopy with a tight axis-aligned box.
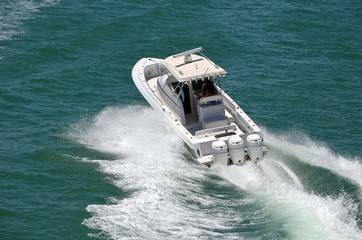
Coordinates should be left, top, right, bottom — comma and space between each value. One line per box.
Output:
163, 47, 227, 82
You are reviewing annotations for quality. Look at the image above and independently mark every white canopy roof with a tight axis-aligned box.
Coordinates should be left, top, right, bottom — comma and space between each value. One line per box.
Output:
163, 48, 227, 82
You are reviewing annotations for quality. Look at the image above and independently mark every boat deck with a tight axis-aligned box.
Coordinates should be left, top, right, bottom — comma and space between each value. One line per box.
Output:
184, 114, 200, 134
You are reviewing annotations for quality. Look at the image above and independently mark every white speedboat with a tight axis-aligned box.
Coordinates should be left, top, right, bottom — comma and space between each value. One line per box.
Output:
132, 47, 267, 166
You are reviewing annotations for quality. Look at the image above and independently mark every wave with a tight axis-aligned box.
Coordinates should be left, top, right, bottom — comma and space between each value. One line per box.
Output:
265, 130, 362, 191
69, 106, 362, 239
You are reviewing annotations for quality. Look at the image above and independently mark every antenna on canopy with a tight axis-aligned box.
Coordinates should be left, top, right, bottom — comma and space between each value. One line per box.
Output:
173, 47, 203, 63
202, 68, 209, 80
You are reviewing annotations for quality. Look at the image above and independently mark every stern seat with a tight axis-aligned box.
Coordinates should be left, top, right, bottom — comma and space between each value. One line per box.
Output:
197, 95, 228, 129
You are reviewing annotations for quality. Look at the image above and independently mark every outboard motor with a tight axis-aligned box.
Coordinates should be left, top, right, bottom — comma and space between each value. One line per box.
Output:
228, 135, 245, 165
246, 133, 263, 162
212, 140, 228, 165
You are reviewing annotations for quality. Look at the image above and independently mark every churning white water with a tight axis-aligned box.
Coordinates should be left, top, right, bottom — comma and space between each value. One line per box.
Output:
70, 106, 362, 239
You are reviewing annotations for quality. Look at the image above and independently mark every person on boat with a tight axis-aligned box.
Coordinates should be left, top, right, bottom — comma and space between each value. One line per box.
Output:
180, 87, 185, 102
202, 78, 217, 97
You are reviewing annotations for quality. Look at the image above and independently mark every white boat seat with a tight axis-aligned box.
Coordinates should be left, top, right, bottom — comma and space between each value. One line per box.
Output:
197, 94, 226, 129
144, 63, 167, 80
197, 95, 223, 106
201, 115, 228, 129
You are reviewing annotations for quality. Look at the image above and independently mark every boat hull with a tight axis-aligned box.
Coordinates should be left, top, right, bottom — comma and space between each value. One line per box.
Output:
132, 51, 266, 165
132, 57, 208, 162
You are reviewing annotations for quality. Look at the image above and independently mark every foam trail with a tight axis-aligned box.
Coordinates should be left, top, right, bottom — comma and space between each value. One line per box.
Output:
265, 130, 362, 191
212, 129, 362, 239
70, 106, 362, 239
214, 159, 362, 240
256, 158, 304, 191
71, 106, 260, 239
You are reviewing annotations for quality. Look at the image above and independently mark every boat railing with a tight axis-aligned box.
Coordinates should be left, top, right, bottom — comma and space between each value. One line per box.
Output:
171, 81, 185, 101
222, 95, 255, 133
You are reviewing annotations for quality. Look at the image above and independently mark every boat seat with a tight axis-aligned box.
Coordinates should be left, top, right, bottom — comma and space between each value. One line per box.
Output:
144, 63, 167, 80
201, 115, 228, 129
197, 95, 223, 106
197, 94, 226, 130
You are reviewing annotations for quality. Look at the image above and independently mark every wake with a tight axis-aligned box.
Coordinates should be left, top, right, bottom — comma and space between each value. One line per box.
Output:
69, 106, 241, 239
266, 131, 362, 190
69, 106, 362, 239
214, 158, 362, 239
214, 129, 362, 239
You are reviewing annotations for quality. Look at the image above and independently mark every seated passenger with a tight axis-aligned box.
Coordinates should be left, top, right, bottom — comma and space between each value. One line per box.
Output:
203, 79, 217, 97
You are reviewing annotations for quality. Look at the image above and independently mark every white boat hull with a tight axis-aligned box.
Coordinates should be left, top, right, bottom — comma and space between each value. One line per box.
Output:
132, 49, 266, 165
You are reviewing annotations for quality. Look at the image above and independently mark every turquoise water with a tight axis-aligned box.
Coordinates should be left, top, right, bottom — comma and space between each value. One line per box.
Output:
1, 0, 361, 239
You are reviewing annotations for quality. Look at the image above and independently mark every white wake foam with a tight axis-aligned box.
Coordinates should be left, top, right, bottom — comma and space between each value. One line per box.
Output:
214, 159, 362, 240
265, 130, 362, 191
70, 106, 362, 239
213, 130, 362, 239
72, 106, 256, 239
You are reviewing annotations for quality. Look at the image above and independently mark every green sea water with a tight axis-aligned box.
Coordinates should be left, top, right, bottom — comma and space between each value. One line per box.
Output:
1, 0, 361, 239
